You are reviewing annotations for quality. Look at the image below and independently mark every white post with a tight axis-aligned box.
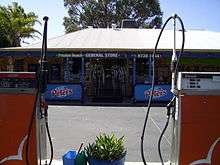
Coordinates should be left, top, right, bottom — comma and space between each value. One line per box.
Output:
171, 14, 177, 93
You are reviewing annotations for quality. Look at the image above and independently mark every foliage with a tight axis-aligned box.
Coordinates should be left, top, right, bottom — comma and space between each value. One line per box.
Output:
0, 2, 40, 47
84, 133, 126, 160
63, 0, 163, 33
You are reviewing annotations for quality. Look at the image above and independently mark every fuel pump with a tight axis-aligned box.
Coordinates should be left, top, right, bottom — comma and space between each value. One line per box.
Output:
0, 72, 46, 165
141, 13, 220, 165
140, 14, 185, 165
0, 17, 53, 165
170, 73, 220, 165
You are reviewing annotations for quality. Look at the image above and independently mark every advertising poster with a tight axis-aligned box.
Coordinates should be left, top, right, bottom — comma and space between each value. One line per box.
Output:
45, 84, 82, 101
134, 84, 173, 102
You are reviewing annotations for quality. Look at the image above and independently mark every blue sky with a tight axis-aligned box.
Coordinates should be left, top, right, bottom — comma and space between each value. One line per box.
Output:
1, 0, 220, 45
160, 0, 220, 32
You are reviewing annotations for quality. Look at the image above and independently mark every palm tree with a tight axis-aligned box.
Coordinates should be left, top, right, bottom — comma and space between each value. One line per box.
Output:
0, 2, 41, 47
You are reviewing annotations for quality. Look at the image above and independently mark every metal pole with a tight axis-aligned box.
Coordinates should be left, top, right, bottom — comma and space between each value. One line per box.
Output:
132, 57, 136, 102
171, 14, 177, 93
149, 54, 152, 82
81, 56, 85, 103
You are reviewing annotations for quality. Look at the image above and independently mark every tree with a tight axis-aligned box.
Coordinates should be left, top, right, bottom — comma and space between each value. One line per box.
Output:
0, 2, 40, 47
63, 0, 163, 33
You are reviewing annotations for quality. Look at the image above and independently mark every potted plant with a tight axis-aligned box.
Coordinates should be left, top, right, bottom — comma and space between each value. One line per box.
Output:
84, 133, 126, 165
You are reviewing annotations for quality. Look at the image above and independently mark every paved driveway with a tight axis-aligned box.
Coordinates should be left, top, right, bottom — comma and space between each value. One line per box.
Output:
48, 106, 172, 162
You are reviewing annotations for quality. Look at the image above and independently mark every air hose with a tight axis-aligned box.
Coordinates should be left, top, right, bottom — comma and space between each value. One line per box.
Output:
140, 14, 185, 165
25, 16, 53, 165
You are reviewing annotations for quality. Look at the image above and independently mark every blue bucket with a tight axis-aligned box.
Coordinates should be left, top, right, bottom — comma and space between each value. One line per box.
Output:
63, 150, 77, 165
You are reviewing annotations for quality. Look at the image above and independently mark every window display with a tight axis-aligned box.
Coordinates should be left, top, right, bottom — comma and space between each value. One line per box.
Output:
49, 64, 61, 82
85, 58, 131, 101
136, 58, 149, 83
64, 58, 81, 83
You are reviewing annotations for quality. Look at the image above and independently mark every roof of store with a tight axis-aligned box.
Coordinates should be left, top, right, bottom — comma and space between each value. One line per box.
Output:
1, 28, 220, 52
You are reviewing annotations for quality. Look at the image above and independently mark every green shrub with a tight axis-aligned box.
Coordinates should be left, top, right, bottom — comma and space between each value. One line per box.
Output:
85, 133, 126, 160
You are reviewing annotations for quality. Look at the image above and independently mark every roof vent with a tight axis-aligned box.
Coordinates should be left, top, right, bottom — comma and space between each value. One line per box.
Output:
121, 19, 138, 28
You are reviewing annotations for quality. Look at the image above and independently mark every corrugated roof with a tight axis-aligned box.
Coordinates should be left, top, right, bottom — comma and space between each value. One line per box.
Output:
1, 28, 220, 52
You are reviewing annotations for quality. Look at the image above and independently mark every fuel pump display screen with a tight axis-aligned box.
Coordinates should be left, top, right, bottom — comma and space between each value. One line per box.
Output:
0, 72, 36, 89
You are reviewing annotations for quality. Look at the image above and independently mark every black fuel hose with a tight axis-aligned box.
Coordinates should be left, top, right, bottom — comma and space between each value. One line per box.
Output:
157, 96, 175, 165
141, 16, 173, 165
40, 16, 54, 165
25, 16, 53, 165
25, 15, 48, 165
157, 15, 185, 165
45, 108, 54, 165
157, 113, 171, 165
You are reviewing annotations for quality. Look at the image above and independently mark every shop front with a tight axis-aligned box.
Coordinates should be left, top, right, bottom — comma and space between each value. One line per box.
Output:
1, 28, 220, 104
44, 52, 134, 103
0, 50, 220, 104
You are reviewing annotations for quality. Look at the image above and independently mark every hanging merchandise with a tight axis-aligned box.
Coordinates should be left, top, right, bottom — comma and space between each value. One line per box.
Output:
96, 65, 105, 96
90, 62, 105, 97
111, 65, 119, 96
64, 57, 70, 82
119, 66, 126, 97
91, 63, 97, 95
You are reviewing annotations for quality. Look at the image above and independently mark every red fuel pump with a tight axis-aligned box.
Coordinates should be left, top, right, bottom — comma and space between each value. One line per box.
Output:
170, 72, 220, 165
0, 16, 52, 165
0, 72, 47, 165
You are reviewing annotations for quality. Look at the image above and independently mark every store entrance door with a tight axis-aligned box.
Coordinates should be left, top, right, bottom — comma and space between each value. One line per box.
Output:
85, 58, 132, 103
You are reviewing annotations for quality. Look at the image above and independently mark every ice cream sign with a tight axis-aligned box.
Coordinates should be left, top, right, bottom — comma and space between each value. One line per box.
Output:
134, 84, 173, 102
51, 86, 73, 98
144, 87, 167, 98
45, 84, 82, 101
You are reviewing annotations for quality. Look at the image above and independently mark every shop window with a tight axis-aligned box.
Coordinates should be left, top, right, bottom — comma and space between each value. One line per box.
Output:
155, 66, 170, 84
63, 58, 81, 83
49, 64, 61, 82
155, 58, 171, 84
136, 58, 149, 83
14, 59, 24, 72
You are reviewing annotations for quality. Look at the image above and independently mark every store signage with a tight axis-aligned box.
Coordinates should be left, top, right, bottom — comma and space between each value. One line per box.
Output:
84, 52, 162, 58
134, 84, 173, 102
57, 53, 82, 57
137, 53, 161, 58
44, 84, 82, 101
85, 53, 119, 58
